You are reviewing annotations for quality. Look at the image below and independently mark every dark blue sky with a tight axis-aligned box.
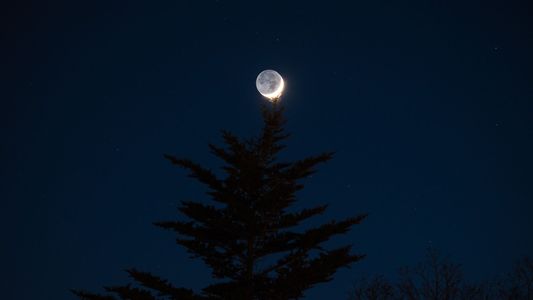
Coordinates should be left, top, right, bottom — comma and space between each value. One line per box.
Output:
2, 1, 532, 299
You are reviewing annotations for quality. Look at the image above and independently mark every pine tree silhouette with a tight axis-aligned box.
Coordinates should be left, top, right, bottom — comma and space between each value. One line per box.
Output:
73, 103, 366, 300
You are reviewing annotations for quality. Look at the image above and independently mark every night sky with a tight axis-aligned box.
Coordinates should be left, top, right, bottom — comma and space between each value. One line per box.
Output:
2, 1, 533, 299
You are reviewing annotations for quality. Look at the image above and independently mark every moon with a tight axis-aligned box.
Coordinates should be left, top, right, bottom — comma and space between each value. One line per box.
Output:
256, 70, 284, 100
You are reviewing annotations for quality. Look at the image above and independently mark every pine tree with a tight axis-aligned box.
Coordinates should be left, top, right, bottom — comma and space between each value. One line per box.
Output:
73, 103, 366, 300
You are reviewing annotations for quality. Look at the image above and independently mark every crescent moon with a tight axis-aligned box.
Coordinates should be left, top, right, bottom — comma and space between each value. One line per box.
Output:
256, 70, 285, 101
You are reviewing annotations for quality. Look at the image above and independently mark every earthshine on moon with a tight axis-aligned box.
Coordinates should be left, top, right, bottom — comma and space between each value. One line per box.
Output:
256, 70, 284, 101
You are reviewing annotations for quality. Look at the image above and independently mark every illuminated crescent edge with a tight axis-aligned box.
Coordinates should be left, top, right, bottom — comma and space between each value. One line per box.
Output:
263, 77, 285, 100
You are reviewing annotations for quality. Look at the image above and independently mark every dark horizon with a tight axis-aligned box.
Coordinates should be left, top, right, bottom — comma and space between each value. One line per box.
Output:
2, 1, 533, 299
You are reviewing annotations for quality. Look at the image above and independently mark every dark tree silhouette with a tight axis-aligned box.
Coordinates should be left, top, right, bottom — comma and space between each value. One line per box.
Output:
397, 248, 463, 300
348, 248, 472, 300
348, 275, 395, 300
496, 256, 533, 299
349, 249, 464, 300
73, 103, 366, 300
459, 282, 494, 300
348, 248, 533, 300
